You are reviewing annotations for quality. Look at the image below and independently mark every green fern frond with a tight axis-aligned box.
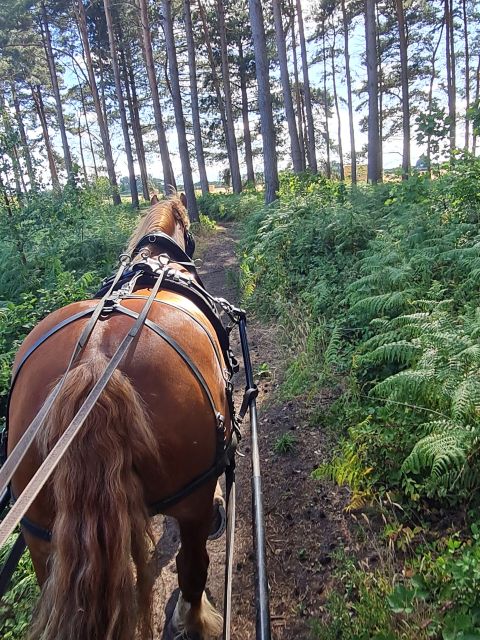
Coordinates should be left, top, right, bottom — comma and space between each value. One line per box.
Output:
402, 429, 469, 479
358, 341, 422, 367
349, 290, 413, 320
451, 377, 480, 422
371, 369, 436, 403
324, 324, 342, 370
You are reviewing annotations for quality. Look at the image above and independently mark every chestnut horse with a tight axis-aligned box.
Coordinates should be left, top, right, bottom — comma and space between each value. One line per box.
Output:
7, 195, 230, 639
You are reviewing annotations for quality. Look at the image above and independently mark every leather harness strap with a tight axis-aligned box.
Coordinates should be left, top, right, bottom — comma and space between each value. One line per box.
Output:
0, 264, 171, 548
7, 297, 236, 542
2, 254, 238, 544
0, 258, 130, 499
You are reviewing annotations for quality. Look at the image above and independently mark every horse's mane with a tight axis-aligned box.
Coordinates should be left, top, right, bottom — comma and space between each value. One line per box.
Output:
126, 194, 190, 254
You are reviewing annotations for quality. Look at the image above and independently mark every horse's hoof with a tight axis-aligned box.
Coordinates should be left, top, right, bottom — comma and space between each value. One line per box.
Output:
207, 498, 226, 540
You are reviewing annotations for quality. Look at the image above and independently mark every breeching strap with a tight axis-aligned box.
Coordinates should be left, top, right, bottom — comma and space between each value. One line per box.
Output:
0, 264, 166, 549
0, 257, 130, 499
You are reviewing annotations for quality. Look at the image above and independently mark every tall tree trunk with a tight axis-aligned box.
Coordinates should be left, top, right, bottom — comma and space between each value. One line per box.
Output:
322, 25, 331, 179
80, 86, 98, 180
248, 0, 279, 203
217, 0, 242, 192
76, 0, 121, 204
162, 0, 199, 221
184, 0, 209, 196
77, 118, 89, 183
197, 0, 234, 184
341, 0, 356, 184
73, 63, 99, 180
137, 0, 176, 193
295, 0, 317, 172
375, 1, 383, 178
10, 83, 36, 190
104, 0, 139, 208
13, 146, 27, 194
120, 42, 150, 201
426, 19, 445, 173
0, 172, 28, 267
462, 0, 470, 150
365, 0, 381, 183
272, 0, 302, 172
31, 85, 60, 190
395, 0, 410, 179
331, 36, 344, 181
445, 0, 456, 152
238, 38, 256, 185
473, 54, 480, 155
290, 5, 306, 172
40, 0, 73, 180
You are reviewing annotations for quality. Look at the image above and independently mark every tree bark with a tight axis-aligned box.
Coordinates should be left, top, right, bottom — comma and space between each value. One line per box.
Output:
10, 83, 37, 190
197, 0, 236, 184
445, 0, 456, 152
31, 84, 60, 190
322, 25, 331, 179
216, 0, 242, 192
120, 42, 150, 201
238, 38, 256, 184
272, 0, 302, 173
40, 0, 73, 180
77, 118, 88, 183
462, 0, 470, 150
295, 0, 316, 172
290, 5, 306, 172
365, 0, 381, 183
104, 0, 139, 208
395, 0, 410, 179
76, 0, 121, 204
473, 54, 480, 155
331, 36, 344, 181
162, 0, 199, 221
0, 171, 28, 267
426, 19, 445, 173
375, 1, 383, 178
13, 146, 27, 194
72, 61, 99, 180
248, 0, 279, 203
137, 0, 177, 193
184, 0, 209, 196
340, 0, 356, 184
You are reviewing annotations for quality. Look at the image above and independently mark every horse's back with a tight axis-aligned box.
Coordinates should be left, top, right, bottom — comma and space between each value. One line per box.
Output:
8, 292, 229, 513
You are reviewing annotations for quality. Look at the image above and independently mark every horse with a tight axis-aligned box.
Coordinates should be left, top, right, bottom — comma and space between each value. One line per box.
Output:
6, 194, 233, 639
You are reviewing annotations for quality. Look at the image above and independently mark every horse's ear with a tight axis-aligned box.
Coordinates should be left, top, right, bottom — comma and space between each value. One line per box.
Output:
150, 194, 159, 205
180, 193, 188, 209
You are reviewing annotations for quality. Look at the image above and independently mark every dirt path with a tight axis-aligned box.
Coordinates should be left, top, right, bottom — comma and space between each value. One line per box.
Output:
150, 223, 350, 639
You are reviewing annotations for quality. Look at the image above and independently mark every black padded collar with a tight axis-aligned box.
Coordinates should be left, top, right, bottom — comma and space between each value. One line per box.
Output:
133, 232, 193, 263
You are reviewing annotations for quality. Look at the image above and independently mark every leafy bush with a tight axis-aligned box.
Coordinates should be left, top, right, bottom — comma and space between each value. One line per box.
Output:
240, 161, 480, 505
0, 535, 39, 639
197, 189, 263, 221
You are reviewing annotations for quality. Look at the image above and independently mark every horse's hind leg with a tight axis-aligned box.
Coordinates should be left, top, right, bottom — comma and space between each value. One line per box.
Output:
22, 531, 50, 586
173, 486, 223, 639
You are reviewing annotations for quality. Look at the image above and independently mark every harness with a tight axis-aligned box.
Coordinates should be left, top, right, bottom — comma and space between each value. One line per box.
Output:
1, 232, 242, 543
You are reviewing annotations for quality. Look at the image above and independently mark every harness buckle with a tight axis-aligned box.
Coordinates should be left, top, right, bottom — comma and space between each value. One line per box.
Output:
216, 412, 226, 432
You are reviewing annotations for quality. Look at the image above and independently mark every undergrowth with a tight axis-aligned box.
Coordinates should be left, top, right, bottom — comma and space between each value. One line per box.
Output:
238, 160, 480, 638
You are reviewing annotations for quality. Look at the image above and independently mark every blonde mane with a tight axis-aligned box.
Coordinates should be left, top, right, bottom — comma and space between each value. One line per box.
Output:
127, 195, 190, 254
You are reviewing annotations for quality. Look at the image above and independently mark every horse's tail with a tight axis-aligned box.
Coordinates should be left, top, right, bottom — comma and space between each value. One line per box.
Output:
29, 356, 159, 640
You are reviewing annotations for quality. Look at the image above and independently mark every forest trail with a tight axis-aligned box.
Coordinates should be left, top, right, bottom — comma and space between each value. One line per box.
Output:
149, 222, 351, 639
